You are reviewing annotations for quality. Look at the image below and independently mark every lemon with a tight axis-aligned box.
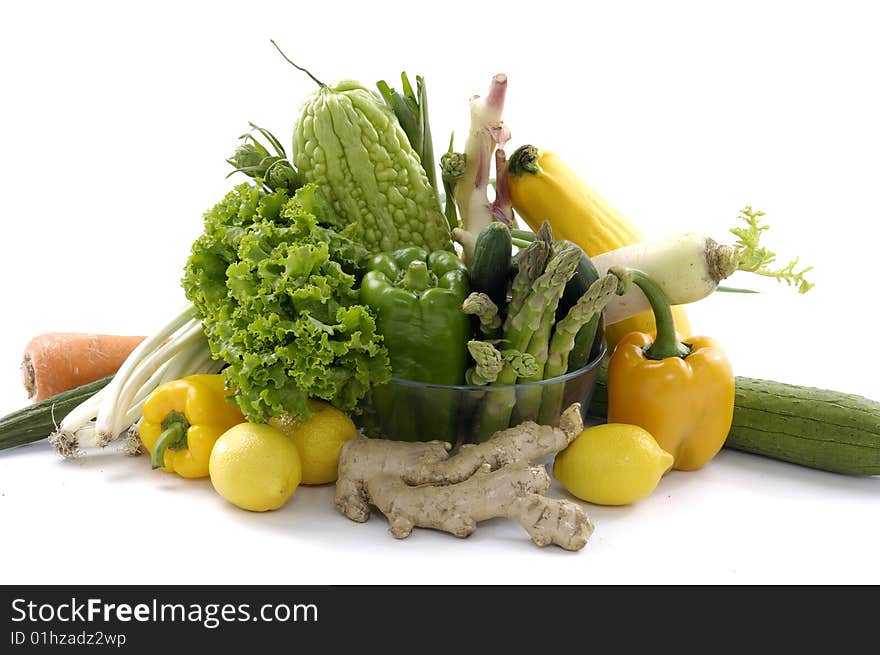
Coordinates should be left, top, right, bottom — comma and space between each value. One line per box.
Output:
209, 423, 302, 512
270, 400, 358, 485
553, 423, 673, 506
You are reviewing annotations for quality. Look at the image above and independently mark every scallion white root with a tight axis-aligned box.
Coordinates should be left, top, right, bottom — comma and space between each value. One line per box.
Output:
50, 303, 220, 458
96, 318, 205, 441
124, 418, 145, 457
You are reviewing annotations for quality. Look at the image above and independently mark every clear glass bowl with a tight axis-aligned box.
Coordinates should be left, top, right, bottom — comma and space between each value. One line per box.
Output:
356, 343, 606, 447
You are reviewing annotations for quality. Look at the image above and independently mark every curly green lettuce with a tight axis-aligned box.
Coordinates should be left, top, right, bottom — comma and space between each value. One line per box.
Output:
183, 182, 389, 422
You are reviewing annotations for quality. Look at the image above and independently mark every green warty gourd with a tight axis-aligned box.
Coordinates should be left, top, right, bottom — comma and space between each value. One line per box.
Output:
293, 80, 452, 254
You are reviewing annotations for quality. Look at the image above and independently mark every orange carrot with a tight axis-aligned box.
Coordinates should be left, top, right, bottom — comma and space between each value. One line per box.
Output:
21, 333, 146, 402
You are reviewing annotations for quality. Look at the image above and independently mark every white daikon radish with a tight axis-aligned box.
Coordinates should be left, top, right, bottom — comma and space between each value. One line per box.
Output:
591, 207, 813, 324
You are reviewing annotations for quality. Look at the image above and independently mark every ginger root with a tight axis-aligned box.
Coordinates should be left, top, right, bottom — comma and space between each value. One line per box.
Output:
368, 463, 593, 550
335, 439, 454, 523
335, 403, 593, 551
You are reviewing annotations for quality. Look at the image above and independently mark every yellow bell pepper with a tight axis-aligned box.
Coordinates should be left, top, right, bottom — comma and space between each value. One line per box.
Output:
606, 268, 734, 471
140, 374, 244, 478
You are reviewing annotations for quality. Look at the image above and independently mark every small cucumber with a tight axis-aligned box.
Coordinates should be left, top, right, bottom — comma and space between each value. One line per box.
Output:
589, 364, 880, 476
469, 222, 513, 309
0, 376, 112, 452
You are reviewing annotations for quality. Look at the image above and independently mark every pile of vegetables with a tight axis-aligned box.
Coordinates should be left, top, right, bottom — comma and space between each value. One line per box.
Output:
1, 47, 879, 553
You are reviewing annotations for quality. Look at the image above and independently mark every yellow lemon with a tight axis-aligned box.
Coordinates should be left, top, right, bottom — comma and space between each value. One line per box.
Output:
270, 400, 358, 485
553, 423, 673, 506
209, 423, 302, 512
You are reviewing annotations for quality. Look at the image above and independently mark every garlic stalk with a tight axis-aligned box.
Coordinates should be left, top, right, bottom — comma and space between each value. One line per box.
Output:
452, 73, 510, 262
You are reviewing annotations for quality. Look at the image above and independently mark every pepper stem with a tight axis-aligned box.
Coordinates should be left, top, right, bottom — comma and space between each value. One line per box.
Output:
150, 411, 190, 470
401, 261, 432, 292
610, 267, 691, 360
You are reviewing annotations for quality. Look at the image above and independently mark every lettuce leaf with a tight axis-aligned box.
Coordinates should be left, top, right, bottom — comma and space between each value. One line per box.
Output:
183, 182, 389, 421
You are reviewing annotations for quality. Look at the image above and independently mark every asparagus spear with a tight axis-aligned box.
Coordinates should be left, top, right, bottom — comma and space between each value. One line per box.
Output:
466, 341, 538, 387
546, 273, 624, 379
504, 243, 581, 352
475, 241, 580, 438
508, 242, 580, 421
537, 273, 626, 425
474, 349, 539, 442
514, 310, 558, 422
506, 230, 552, 320
535, 220, 554, 245
502, 349, 539, 380
463, 293, 502, 339
466, 340, 504, 386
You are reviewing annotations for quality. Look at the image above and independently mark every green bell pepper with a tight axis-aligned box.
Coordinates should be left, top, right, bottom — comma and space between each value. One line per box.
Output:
360, 246, 470, 443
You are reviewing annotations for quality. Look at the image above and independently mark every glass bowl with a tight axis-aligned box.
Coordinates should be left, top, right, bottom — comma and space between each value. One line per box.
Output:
356, 343, 606, 448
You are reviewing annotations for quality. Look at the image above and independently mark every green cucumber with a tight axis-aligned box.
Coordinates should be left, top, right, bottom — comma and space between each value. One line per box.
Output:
0, 376, 112, 452
469, 222, 513, 310
589, 364, 880, 475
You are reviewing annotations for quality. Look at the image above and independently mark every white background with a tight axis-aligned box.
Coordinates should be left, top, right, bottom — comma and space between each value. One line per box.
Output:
1, 0, 878, 584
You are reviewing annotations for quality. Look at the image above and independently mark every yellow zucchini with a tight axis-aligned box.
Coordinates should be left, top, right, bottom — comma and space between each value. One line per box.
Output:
508, 145, 642, 256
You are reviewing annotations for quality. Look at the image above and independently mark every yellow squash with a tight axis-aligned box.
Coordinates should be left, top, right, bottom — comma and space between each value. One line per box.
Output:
507, 145, 691, 346
508, 146, 641, 256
